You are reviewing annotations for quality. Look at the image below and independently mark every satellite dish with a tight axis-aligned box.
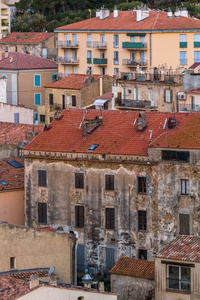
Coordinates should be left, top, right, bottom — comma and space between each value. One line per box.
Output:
48, 266, 55, 276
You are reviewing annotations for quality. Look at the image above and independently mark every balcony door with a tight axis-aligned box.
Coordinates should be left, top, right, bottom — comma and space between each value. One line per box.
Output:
130, 51, 135, 61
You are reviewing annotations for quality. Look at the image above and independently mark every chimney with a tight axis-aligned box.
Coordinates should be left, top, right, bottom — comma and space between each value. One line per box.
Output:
174, 7, 180, 17
113, 5, 118, 18
29, 275, 39, 289
180, 7, 188, 18
137, 112, 147, 131
167, 8, 173, 18
99, 281, 105, 292
136, 4, 149, 22
99, 76, 103, 96
100, 6, 110, 20
84, 115, 102, 134
96, 9, 100, 17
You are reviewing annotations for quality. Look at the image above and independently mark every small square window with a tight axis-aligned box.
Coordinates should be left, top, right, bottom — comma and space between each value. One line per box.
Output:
137, 176, 147, 194
105, 208, 115, 229
10, 257, 16, 269
38, 170, 47, 187
105, 175, 114, 191
75, 173, 84, 189
139, 249, 147, 260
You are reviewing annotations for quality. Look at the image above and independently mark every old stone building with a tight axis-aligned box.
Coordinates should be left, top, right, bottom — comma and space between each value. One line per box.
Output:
24, 109, 200, 273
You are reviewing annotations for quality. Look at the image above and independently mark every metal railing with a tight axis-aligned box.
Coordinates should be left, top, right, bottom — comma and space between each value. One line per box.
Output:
57, 57, 79, 64
86, 41, 92, 47
179, 103, 200, 112
115, 98, 151, 108
122, 42, 147, 49
113, 58, 119, 65
122, 59, 147, 66
93, 41, 107, 48
120, 72, 134, 80
57, 40, 79, 47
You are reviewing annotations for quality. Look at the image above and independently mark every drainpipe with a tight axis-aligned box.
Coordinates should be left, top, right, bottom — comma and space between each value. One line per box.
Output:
149, 33, 152, 66
100, 76, 103, 96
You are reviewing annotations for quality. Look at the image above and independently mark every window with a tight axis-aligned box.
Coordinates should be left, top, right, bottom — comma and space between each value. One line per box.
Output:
75, 205, 84, 227
62, 94, 65, 109
113, 34, 119, 48
32, 46, 35, 55
114, 51, 119, 65
149, 88, 153, 103
88, 144, 99, 151
49, 94, 53, 105
131, 36, 135, 42
34, 75, 41, 87
14, 113, 19, 123
50, 117, 53, 123
100, 50, 105, 59
5, 46, 8, 52
105, 208, 115, 229
38, 170, 47, 187
138, 211, 147, 231
65, 66, 69, 76
164, 89, 172, 103
52, 74, 56, 82
168, 265, 190, 291
114, 68, 119, 78
38, 202, 47, 224
137, 176, 147, 194
141, 36, 145, 43
18, 148, 23, 157
105, 175, 114, 191
15, 46, 17, 52
75, 172, 84, 189
34, 93, 41, 105
139, 249, 147, 260
180, 51, 186, 65
194, 51, 200, 62
194, 34, 200, 42
87, 34, 92, 47
87, 50, 92, 58
78, 297, 84, 300
180, 179, 189, 195
101, 67, 105, 75
34, 112, 38, 123
24, 46, 28, 53
141, 51, 145, 63
73, 66, 77, 74
162, 150, 190, 162
40, 115, 45, 123
10, 257, 16, 269
73, 33, 77, 43
134, 87, 138, 100
42, 48, 47, 59
179, 214, 190, 235
72, 95, 76, 107
101, 34, 105, 44
180, 34, 186, 42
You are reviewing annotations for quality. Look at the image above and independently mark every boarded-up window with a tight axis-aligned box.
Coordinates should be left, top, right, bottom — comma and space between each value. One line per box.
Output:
38, 202, 47, 224
106, 248, 115, 272
138, 210, 147, 231
179, 214, 190, 235
137, 176, 147, 193
72, 95, 76, 106
77, 244, 85, 272
139, 249, 147, 260
75, 205, 84, 227
75, 173, 84, 189
105, 175, 114, 191
38, 170, 47, 187
49, 94, 53, 105
105, 208, 115, 229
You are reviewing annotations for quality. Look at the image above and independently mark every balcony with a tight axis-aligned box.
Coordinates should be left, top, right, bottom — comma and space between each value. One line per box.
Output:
86, 41, 92, 47
194, 42, 200, 48
122, 42, 147, 50
57, 57, 79, 64
180, 42, 187, 48
119, 72, 174, 82
93, 58, 107, 65
149, 74, 174, 82
87, 58, 92, 64
93, 41, 107, 49
115, 98, 152, 109
57, 40, 79, 48
122, 59, 147, 67
179, 103, 200, 112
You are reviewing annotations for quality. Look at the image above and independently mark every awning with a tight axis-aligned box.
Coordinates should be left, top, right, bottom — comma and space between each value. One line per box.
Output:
126, 33, 146, 36
93, 99, 109, 106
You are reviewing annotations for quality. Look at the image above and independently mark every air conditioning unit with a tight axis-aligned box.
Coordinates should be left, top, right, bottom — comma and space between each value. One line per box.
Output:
178, 93, 186, 100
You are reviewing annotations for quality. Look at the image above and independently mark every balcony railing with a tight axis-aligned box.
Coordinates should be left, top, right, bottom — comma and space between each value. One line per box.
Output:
115, 98, 151, 108
119, 72, 174, 82
87, 57, 92, 64
149, 74, 174, 82
122, 42, 147, 49
86, 41, 92, 47
179, 103, 200, 112
57, 57, 79, 64
122, 59, 147, 67
120, 72, 134, 80
93, 58, 107, 65
57, 40, 79, 48
93, 41, 107, 48
113, 58, 119, 65
180, 42, 187, 48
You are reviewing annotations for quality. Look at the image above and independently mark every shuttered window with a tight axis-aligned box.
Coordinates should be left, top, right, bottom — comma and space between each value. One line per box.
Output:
105, 175, 114, 191
179, 214, 190, 235
34, 75, 41, 87
138, 210, 147, 231
38, 170, 47, 187
75, 205, 84, 227
105, 208, 115, 229
137, 176, 147, 193
49, 94, 53, 105
75, 173, 84, 189
34, 93, 41, 105
72, 95, 76, 107
38, 203, 47, 224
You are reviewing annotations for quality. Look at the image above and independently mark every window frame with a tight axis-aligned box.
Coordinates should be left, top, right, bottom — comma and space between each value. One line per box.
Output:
38, 202, 47, 224
137, 176, 147, 194
10, 257, 16, 270
38, 169, 47, 187
167, 265, 191, 292
139, 249, 147, 260
105, 207, 115, 230
180, 179, 189, 195
105, 174, 115, 191
72, 95, 76, 107
179, 214, 190, 235
49, 93, 53, 105
138, 210, 147, 231
34, 74, 41, 87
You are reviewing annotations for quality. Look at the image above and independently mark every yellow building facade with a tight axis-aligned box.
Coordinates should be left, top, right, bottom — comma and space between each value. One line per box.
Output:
55, 7, 200, 76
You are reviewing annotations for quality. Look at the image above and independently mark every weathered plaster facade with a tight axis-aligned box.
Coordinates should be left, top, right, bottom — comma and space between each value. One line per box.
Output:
0, 102, 34, 124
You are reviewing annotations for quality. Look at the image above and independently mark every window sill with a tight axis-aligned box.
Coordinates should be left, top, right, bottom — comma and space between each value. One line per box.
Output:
166, 289, 191, 295
137, 192, 147, 195
105, 190, 115, 192
105, 228, 115, 230
180, 194, 189, 196
75, 188, 84, 190
138, 230, 147, 233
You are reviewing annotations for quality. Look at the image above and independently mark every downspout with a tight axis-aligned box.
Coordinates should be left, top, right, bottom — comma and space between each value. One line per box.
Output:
17, 70, 19, 105
150, 33, 152, 67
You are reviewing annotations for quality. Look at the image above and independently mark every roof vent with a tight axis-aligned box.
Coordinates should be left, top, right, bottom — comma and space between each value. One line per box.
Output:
137, 112, 147, 131
100, 6, 110, 20
84, 115, 102, 134
168, 116, 177, 129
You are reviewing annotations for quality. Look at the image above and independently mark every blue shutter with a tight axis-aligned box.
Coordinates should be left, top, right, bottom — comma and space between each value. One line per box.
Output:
34, 112, 38, 122
34, 75, 41, 87
52, 74, 56, 82
35, 94, 41, 105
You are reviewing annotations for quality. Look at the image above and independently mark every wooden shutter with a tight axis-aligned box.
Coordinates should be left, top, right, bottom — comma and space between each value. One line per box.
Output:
38, 170, 47, 187
105, 175, 114, 190
138, 210, 147, 231
79, 206, 84, 227
106, 208, 110, 229
106, 208, 115, 229
164, 89, 166, 103
170, 89, 173, 103
180, 214, 190, 235
38, 203, 47, 224
75, 173, 84, 189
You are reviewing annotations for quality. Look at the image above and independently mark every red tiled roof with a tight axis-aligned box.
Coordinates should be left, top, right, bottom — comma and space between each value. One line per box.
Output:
110, 257, 155, 280
95, 92, 112, 100
37, 226, 57, 232
45, 74, 107, 89
56, 11, 200, 31
3, 269, 49, 279
156, 236, 200, 262
0, 276, 30, 300
0, 52, 57, 70
0, 122, 43, 146
0, 32, 53, 44
25, 110, 200, 155
0, 158, 24, 191
186, 88, 200, 94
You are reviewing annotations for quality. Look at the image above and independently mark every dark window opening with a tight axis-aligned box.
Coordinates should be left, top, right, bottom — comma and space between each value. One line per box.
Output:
49, 94, 53, 105
162, 150, 190, 162
72, 95, 76, 107
138, 210, 147, 231
139, 249, 147, 260
10, 257, 15, 269
62, 95, 65, 109
105, 208, 115, 229
75, 205, 84, 227
38, 202, 47, 224
105, 175, 114, 191
38, 170, 47, 187
179, 214, 190, 235
137, 176, 147, 193
40, 115, 45, 123
49, 117, 53, 123
75, 173, 84, 189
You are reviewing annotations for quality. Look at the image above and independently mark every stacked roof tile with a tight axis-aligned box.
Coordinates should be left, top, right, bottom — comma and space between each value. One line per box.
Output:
110, 257, 155, 280
0, 158, 24, 191
0, 32, 53, 44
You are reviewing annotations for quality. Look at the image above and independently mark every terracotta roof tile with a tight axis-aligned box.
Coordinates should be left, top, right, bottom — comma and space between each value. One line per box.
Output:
0, 52, 57, 70
25, 109, 200, 155
45, 74, 107, 89
0, 32, 53, 44
2, 269, 49, 279
110, 257, 155, 280
156, 236, 200, 262
95, 92, 112, 100
186, 88, 200, 94
56, 11, 200, 31
0, 276, 30, 300
0, 158, 24, 191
